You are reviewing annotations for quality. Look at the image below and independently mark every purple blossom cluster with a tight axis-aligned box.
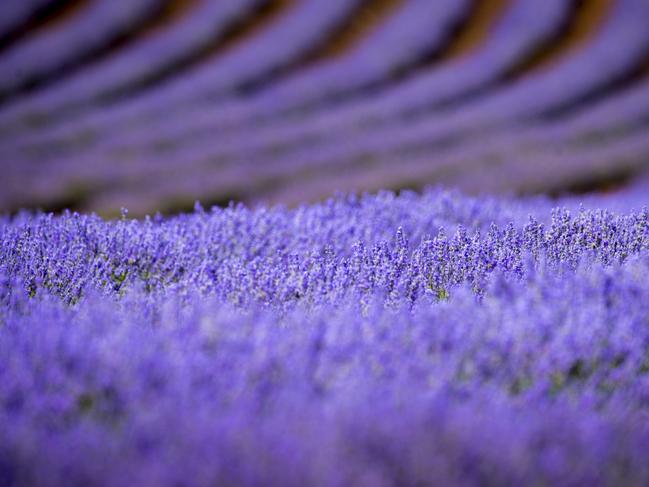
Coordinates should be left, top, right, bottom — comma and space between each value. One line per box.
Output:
2, 189, 649, 485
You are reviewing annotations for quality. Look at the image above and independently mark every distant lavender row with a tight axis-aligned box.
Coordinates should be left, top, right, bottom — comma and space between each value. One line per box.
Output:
0, 0, 265, 125
261, 127, 648, 209
0, 0, 56, 46
33, 0, 646, 188
5, 72, 648, 216
116, 0, 649, 176
246, 80, 649, 204
2, 0, 649, 215
34, 74, 649, 216
6, 0, 567, 155
0, 0, 365, 142
2, 190, 649, 485
93, 0, 570, 157
81, 0, 474, 153
0, 0, 166, 99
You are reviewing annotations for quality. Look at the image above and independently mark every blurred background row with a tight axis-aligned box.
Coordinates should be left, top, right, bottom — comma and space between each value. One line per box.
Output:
0, 0, 648, 217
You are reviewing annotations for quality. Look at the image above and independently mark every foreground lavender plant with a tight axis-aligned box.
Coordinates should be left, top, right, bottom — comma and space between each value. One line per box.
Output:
1, 189, 649, 486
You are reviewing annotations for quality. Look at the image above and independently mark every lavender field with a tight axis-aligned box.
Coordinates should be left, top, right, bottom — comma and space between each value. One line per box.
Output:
1, 1, 649, 486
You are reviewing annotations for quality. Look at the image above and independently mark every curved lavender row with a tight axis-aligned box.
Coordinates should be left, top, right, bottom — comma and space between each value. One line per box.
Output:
99, 0, 474, 152
544, 77, 649, 135
0, 0, 266, 126
0, 0, 167, 99
265, 77, 649, 190
449, 0, 649, 121
77, 0, 572, 164
210, 0, 470, 118
73, 76, 649, 214
0, 0, 56, 46
232, 0, 572, 144
78, 7, 649, 208
460, 129, 649, 193
1, 0, 365, 144
442, 76, 649, 150
192, 0, 649, 178
260, 127, 649, 209
12, 0, 568, 157
2, 190, 649, 485
434, 76, 649, 151
7, 75, 649, 216
246, 77, 649, 204
81, 126, 646, 216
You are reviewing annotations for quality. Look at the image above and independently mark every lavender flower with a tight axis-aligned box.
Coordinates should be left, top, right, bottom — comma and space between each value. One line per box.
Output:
1, 189, 649, 485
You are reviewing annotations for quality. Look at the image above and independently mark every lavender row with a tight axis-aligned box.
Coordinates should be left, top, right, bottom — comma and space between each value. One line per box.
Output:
2, 189, 648, 306
5, 72, 648, 217
0, 0, 574, 208
48, 0, 640, 179
242, 76, 649, 204
94, 0, 570, 158
116, 0, 649, 178
251, 81, 649, 203
0, 0, 265, 126
0, 0, 365, 143
254, 126, 649, 209
82, 127, 646, 216
220, 0, 470, 120
57, 73, 649, 215
0, 0, 56, 47
0, 0, 167, 99
5, 0, 569, 156
83, 0, 475, 154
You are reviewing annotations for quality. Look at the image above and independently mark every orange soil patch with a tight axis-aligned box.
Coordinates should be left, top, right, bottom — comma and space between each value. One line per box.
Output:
442, 0, 512, 59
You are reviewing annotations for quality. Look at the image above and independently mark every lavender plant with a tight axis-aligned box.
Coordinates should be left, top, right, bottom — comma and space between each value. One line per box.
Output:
2, 188, 649, 486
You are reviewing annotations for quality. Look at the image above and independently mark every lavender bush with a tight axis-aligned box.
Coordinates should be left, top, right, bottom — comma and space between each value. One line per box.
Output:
2, 188, 649, 486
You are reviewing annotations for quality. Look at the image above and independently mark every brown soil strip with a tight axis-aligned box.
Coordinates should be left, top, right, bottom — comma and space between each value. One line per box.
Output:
211, 0, 295, 55
135, 0, 202, 37
81, 0, 202, 72
442, 0, 512, 59
73, 0, 292, 103
310, 0, 404, 61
